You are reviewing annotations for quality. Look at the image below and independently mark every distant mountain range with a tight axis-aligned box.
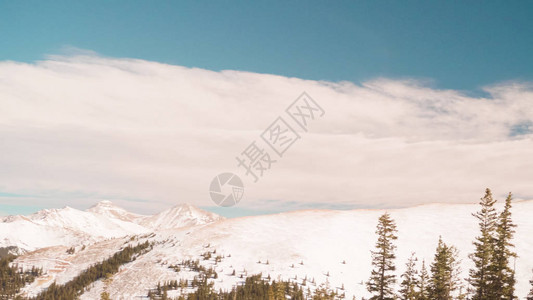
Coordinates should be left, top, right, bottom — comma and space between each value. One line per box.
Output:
1, 200, 533, 299
0, 200, 222, 252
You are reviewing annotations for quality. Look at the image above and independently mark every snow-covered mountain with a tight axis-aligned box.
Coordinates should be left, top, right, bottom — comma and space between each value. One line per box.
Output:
1, 206, 145, 252
86, 200, 223, 230
4, 200, 533, 299
137, 203, 223, 230
0, 201, 222, 252
86, 200, 145, 223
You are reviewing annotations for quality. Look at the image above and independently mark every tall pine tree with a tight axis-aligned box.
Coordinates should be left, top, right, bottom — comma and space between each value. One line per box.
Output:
399, 253, 418, 300
417, 260, 430, 300
367, 213, 398, 300
492, 192, 517, 300
429, 237, 461, 300
527, 269, 533, 300
469, 188, 498, 300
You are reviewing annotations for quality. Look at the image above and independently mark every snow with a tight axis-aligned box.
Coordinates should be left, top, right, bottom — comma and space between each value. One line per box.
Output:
5, 200, 533, 299
0, 200, 219, 252
86, 200, 145, 223
138, 204, 224, 230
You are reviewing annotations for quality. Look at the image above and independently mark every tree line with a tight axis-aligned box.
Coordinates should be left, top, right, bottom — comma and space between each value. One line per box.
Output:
148, 274, 306, 300
367, 188, 533, 300
0, 254, 42, 299
31, 241, 152, 300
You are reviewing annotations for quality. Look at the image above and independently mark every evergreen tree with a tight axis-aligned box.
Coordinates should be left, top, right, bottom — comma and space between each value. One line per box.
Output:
0, 254, 42, 298
33, 241, 151, 300
429, 237, 461, 300
527, 269, 533, 300
313, 282, 338, 299
492, 192, 517, 300
417, 260, 430, 300
399, 253, 418, 300
267, 285, 275, 300
469, 188, 498, 300
366, 213, 398, 300
274, 280, 285, 300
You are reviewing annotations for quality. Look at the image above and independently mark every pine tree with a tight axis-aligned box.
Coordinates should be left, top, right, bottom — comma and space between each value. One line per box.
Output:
366, 212, 398, 300
417, 259, 430, 300
274, 280, 285, 299
267, 284, 275, 300
527, 269, 533, 300
429, 237, 461, 300
313, 282, 337, 299
399, 253, 418, 300
492, 192, 517, 300
469, 188, 498, 300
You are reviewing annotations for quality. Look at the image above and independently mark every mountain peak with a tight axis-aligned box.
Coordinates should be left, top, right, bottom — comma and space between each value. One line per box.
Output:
170, 203, 195, 211
138, 203, 223, 230
87, 200, 144, 223
90, 200, 116, 208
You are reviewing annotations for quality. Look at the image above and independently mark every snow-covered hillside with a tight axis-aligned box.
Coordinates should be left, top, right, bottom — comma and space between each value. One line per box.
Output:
6, 200, 533, 299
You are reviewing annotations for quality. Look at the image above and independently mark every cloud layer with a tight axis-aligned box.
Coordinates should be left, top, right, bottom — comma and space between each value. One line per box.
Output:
1, 54, 532, 213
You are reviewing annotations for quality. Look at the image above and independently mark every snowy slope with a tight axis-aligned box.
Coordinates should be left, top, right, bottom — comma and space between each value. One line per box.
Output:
0, 217, 86, 253
11, 200, 533, 299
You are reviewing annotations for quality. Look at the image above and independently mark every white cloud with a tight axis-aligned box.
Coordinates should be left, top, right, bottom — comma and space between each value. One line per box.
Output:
0, 53, 532, 213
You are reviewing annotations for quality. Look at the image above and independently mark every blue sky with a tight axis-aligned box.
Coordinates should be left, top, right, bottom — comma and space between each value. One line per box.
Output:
1, 1, 533, 217
1, 1, 532, 91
